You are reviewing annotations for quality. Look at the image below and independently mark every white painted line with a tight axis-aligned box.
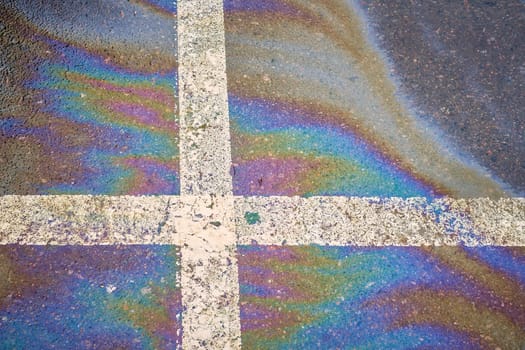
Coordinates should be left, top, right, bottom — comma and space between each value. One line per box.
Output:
177, 0, 241, 348
175, 195, 241, 350
2, 196, 523, 246
235, 196, 525, 246
0, 195, 179, 245
177, 0, 233, 196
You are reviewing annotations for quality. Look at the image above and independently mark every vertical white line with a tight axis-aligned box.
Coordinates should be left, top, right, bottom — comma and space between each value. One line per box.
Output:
177, 0, 241, 348
178, 0, 233, 196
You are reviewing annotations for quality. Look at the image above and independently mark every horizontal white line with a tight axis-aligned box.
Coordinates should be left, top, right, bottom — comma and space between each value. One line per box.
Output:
235, 196, 525, 246
0, 195, 233, 245
0, 195, 523, 246
0, 195, 179, 245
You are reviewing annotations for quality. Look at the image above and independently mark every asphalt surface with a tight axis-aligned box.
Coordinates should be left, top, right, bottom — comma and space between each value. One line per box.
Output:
1, 0, 524, 349
224, 0, 524, 197
0, 0, 179, 195
361, 0, 525, 194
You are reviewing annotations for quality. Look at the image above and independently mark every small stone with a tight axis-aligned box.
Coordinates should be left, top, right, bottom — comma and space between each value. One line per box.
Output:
105, 284, 116, 294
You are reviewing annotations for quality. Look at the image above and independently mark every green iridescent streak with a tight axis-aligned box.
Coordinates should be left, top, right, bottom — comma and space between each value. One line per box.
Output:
51, 70, 176, 133
241, 247, 384, 347
107, 248, 180, 349
232, 124, 367, 194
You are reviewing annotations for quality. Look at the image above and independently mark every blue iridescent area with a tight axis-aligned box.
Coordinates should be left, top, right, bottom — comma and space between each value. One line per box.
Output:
238, 245, 525, 349
224, 0, 515, 197
0, 245, 181, 350
0, 0, 179, 195
230, 96, 432, 197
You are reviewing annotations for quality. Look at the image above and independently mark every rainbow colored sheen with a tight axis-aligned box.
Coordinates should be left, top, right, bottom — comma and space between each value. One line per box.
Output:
230, 97, 432, 197
224, 0, 512, 197
0, 245, 182, 349
0, 1, 178, 194
33, 40, 179, 194
238, 245, 525, 349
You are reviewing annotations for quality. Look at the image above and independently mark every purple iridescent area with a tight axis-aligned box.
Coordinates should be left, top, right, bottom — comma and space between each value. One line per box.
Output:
0, 245, 181, 350
1, 1, 179, 194
238, 245, 525, 349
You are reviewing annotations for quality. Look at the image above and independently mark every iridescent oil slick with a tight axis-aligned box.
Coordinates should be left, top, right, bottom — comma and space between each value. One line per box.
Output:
360, 0, 525, 196
0, 245, 182, 349
224, 0, 522, 198
0, 1, 178, 194
238, 245, 525, 349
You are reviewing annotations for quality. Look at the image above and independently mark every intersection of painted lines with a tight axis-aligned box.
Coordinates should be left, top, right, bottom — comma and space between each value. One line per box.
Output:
2, 196, 524, 246
1, 0, 525, 350
1, 195, 524, 349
